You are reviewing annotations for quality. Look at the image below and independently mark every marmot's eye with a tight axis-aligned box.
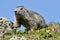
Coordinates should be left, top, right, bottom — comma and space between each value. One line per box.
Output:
20, 8, 23, 10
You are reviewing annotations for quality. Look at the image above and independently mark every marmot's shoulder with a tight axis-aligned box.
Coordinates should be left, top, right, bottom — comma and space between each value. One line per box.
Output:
28, 10, 44, 18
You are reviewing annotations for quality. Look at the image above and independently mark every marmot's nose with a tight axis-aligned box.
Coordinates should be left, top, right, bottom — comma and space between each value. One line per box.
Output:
14, 11, 17, 13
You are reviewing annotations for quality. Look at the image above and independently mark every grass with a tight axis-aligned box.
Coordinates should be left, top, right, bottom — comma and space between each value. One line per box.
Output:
3, 22, 60, 40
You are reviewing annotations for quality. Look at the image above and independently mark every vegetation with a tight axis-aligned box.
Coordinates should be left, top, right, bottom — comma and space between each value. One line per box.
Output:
4, 22, 60, 40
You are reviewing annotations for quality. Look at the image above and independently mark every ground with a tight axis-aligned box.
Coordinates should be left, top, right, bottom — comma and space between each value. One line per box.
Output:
3, 22, 60, 40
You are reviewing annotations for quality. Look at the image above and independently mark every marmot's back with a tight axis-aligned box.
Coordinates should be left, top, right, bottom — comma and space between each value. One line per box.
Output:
29, 10, 45, 26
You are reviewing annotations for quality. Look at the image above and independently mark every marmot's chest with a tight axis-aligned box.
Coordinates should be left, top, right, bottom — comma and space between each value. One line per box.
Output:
17, 18, 28, 25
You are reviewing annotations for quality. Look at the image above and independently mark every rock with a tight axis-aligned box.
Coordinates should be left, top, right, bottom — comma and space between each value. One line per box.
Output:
0, 32, 4, 40
10, 35, 26, 40
0, 17, 13, 30
14, 6, 45, 32
47, 22, 59, 32
0, 17, 13, 38
47, 22, 59, 28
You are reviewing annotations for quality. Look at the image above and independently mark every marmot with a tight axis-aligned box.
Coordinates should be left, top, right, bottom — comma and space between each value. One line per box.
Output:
14, 6, 45, 32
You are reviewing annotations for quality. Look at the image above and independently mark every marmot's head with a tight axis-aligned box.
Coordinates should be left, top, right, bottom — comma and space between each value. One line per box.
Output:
14, 6, 29, 17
